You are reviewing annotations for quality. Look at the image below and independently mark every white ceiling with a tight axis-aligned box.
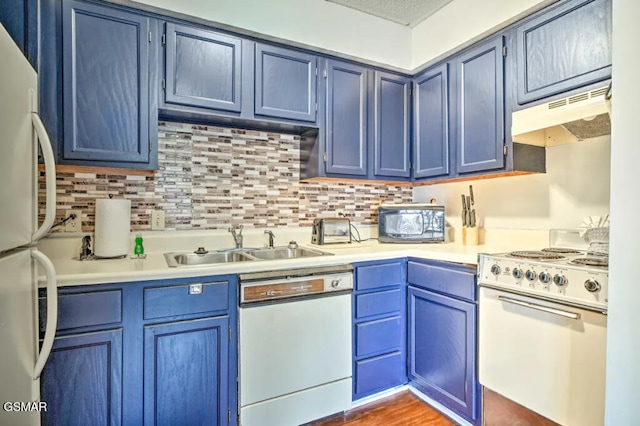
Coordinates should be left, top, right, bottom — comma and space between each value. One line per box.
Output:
326, 0, 453, 28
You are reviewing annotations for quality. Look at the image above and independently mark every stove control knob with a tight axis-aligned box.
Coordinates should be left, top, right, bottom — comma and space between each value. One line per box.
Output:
554, 274, 568, 286
490, 264, 501, 275
512, 268, 523, 279
331, 279, 341, 289
525, 270, 537, 281
584, 279, 601, 293
539, 272, 551, 284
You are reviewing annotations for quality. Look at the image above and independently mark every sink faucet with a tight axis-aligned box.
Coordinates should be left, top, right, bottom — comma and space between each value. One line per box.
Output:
229, 225, 244, 248
264, 230, 275, 249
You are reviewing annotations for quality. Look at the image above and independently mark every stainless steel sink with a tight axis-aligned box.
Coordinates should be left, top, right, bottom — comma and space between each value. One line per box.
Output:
165, 251, 255, 267
246, 246, 332, 260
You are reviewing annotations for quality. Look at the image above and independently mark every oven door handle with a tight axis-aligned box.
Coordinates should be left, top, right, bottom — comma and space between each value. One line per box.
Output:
498, 296, 581, 320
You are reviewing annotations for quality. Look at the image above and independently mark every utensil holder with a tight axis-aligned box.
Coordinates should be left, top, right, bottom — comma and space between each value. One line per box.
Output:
462, 226, 479, 246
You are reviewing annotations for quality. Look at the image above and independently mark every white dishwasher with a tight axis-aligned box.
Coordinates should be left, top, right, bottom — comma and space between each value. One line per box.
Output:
239, 265, 353, 426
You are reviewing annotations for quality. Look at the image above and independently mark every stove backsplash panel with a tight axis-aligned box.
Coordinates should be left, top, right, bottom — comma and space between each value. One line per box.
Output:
40, 122, 412, 232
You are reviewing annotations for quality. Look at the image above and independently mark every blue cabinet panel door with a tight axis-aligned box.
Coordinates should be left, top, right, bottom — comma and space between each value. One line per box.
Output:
325, 60, 368, 176
62, 0, 150, 163
144, 316, 229, 426
408, 286, 477, 421
164, 23, 242, 112
255, 44, 317, 122
455, 36, 505, 174
41, 329, 123, 426
373, 71, 410, 178
413, 64, 450, 179
517, 0, 612, 104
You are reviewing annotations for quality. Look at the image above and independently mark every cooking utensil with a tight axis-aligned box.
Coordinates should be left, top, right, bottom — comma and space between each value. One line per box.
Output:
461, 194, 468, 227
469, 185, 475, 206
470, 209, 476, 227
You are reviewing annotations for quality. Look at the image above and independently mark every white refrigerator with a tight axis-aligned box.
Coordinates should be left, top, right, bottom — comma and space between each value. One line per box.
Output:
0, 24, 59, 426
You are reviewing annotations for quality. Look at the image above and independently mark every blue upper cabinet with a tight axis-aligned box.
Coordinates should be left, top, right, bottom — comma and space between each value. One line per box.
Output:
413, 64, 450, 179
454, 36, 505, 174
325, 60, 368, 176
516, 0, 612, 105
372, 71, 411, 179
0, 0, 37, 68
164, 23, 242, 112
255, 44, 317, 122
61, 0, 155, 167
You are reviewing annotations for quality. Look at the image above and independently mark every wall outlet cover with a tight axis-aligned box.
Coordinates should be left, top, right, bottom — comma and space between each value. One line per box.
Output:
151, 210, 165, 230
65, 209, 82, 232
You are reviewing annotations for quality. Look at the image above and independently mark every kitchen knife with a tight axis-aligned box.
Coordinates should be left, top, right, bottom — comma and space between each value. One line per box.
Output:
469, 185, 475, 206
466, 196, 472, 227
470, 209, 476, 227
461, 194, 468, 227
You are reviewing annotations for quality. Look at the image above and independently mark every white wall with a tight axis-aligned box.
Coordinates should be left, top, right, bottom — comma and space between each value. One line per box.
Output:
133, 0, 413, 69
410, 0, 550, 68
413, 137, 611, 230
604, 0, 640, 423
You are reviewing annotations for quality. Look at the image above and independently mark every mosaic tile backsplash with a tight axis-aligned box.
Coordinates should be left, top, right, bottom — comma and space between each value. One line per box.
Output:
39, 122, 413, 232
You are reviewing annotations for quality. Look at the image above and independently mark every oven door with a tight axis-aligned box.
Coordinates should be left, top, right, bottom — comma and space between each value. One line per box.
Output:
478, 286, 607, 426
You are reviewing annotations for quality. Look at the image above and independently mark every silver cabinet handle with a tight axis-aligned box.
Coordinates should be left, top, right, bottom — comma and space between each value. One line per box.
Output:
189, 284, 203, 295
498, 295, 581, 320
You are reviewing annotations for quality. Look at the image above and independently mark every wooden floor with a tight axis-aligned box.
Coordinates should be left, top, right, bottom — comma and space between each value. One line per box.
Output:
310, 391, 454, 426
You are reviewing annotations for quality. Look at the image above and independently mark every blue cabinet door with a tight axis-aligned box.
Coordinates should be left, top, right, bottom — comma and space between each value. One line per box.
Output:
373, 71, 410, 178
454, 36, 505, 174
408, 286, 478, 422
516, 0, 612, 104
144, 316, 229, 426
164, 23, 242, 112
0, 0, 37, 68
325, 60, 368, 176
255, 44, 317, 122
41, 329, 123, 426
413, 64, 450, 179
62, 0, 152, 164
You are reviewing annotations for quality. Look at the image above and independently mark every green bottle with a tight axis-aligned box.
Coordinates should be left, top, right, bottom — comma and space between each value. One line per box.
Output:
134, 234, 144, 256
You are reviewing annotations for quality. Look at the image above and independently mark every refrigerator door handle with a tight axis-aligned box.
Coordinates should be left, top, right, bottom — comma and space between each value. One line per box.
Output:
32, 250, 57, 380
31, 112, 56, 241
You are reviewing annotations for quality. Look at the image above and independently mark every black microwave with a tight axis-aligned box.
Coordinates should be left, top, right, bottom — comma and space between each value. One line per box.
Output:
377, 204, 445, 243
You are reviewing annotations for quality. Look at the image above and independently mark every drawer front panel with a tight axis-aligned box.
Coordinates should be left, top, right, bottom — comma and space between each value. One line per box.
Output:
355, 351, 405, 397
355, 288, 402, 319
143, 281, 229, 320
356, 261, 405, 291
408, 261, 475, 301
40, 290, 123, 332
355, 315, 402, 358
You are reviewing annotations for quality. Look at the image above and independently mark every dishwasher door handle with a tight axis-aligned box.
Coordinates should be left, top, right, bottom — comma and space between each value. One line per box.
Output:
498, 295, 581, 320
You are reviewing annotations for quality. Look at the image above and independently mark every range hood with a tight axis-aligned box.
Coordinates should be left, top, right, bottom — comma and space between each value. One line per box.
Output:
512, 85, 612, 146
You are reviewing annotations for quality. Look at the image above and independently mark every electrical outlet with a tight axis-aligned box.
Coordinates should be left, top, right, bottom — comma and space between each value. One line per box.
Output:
65, 209, 82, 232
151, 210, 165, 230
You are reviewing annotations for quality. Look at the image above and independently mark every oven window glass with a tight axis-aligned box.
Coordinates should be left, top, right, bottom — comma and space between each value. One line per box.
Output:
385, 213, 424, 235
324, 222, 349, 237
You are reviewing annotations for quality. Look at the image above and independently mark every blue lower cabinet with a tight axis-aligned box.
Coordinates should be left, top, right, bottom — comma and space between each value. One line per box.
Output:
41, 329, 123, 426
408, 285, 479, 423
144, 316, 230, 426
352, 259, 407, 401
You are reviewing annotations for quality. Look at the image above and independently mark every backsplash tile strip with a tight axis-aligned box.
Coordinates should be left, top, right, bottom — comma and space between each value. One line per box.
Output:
39, 122, 412, 232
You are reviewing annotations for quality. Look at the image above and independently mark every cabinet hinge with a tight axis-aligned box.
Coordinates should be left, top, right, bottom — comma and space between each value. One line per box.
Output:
409, 161, 412, 170
315, 102, 318, 112
322, 152, 327, 163
161, 79, 166, 91
228, 409, 231, 423
161, 33, 166, 46
323, 69, 327, 79
315, 67, 318, 76
502, 46, 507, 57
503, 144, 508, 156
148, 31, 152, 43
228, 327, 232, 341
149, 139, 152, 153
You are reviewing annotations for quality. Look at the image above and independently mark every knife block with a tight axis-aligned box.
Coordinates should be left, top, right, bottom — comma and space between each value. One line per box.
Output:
462, 226, 479, 246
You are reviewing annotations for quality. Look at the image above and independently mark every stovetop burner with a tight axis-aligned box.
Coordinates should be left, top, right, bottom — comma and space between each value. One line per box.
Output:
571, 257, 609, 268
541, 247, 584, 254
508, 250, 566, 260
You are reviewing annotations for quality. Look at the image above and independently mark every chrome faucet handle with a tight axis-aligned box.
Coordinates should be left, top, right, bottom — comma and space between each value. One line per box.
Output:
229, 225, 244, 248
264, 230, 276, 248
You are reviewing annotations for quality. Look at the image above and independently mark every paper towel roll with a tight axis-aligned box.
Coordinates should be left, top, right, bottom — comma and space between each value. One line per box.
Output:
94, 198, 131, 258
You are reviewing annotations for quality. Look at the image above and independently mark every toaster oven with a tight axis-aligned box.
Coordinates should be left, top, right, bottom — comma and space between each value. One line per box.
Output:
378, 204, 445, 243
311, 218, 351, 245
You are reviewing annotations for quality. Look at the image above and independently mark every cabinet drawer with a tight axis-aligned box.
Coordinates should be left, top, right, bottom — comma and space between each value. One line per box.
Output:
356, 261, 405, 291
408, 261, 476, 301
355, 351, 405, 398
355, 316, 402, 358
143, 281, 229, 320
40, 290, 123, 332
355, 288, 402, 319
